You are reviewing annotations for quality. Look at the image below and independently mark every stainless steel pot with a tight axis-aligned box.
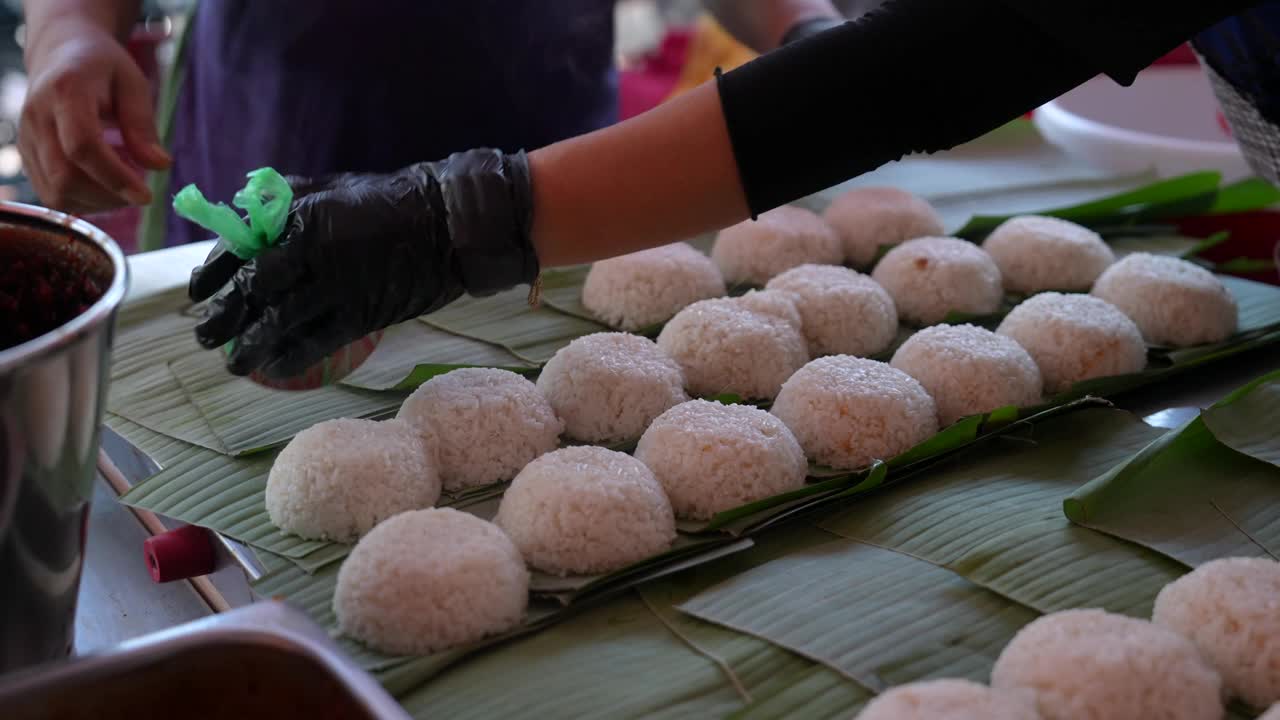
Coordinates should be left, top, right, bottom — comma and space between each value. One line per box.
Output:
0, 202, 127, 675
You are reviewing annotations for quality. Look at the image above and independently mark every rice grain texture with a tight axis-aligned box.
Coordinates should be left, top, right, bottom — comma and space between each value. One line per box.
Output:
1153, 557, 1280, 709
996, 293, 1147, 394
766, 264, 899, 357
711, 205, 843, 286
333, 508, 528, 654
266, 418, 439, 543
1092, 252, 1237, 347
581, 242, 726, 331
854, 679, 1041, 720
822, 186, 944, 268
635, 399, 807, 520
494, 446, 676, 576
537, 332, 688, 443
771, 356, 938, 470
871, 237, 1004, 325
991, 609, 1223, 720
657, 297, 809, 400
397, 368, 562, 492
891, 324, 1042, 425
982, 215, 1115, 293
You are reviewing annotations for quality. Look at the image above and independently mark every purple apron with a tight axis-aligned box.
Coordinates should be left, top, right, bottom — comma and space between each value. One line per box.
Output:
164, 1, 617, 247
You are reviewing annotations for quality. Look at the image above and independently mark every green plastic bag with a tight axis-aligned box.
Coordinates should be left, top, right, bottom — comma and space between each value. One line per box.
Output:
172, 167, 294, 259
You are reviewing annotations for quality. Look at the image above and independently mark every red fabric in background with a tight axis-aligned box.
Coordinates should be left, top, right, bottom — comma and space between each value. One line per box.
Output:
1175, 211, 1280, 286
618, 29, 693, 120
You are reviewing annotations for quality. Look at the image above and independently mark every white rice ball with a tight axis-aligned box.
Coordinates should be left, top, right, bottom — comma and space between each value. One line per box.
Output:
711, 205, 843, 286
991, 609, 1223, 720
982, 215, 1115, 293
1091, 252, 1238, 347
266, 418, 439, 543
634, 399, 807, 520
536, 332, 688, 443
657, 297, 809, 400
822, 186, 945, 267
771, 356, 938, 470
1261, 703, 1280, 720
397, 368, 562, 492
996, 293, 1147, 394
855, 679, 1041, 720
890, 324, 1042, 426
494, 446, 676, 576
333, 508, 528, 655
1153, 557, 1280, 709
735, 288, 804, 329
766, 264, 899, 357
871, 237, 1004, 325
581, 242, 727, 331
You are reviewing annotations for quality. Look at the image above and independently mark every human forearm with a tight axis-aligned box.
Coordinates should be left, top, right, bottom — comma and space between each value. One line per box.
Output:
529, 81, 748, 268
23, 0, 140, 66
704, 0, 840, 52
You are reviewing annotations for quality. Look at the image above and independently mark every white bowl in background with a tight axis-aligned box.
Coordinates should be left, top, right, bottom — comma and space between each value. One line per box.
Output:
1034, 66, 1251, 181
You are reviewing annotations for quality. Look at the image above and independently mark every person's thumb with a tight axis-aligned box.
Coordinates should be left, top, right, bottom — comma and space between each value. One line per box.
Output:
111, 61, 171, 171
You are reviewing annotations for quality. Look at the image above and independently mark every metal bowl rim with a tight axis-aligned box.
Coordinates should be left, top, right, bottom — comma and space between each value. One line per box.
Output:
0, 201, 130, 373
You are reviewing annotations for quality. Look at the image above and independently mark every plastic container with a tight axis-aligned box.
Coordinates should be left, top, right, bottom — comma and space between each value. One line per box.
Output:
1034, 66, 1251, 181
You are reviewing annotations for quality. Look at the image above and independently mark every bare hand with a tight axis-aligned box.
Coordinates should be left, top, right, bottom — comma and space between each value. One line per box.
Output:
19, 23, 171, 213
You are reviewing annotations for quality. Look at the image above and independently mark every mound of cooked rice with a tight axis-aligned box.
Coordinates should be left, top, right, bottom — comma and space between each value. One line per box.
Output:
635, 399, 807, 520
494, 446, 676, 576
266, 418, 439, 543
855, 679, 1040, 720
1091, 252, 1237, 347
736, 288, 804, 329
1153, 556, 1280, 709
333, 508, 528, 654
991, 609, 1223, 720
766, 263, 899, 357
657, 297, 809, 400
822, 186, 945, 268
871, 237, 1004, 325
771, 356, 938, 469
982, 215, 1115, 293
890, 323, 1042, 425
537, 332, 688, 443
397, 368, 562, 492
711, 205, 843, 286
996, 293, 1147, 394
581, 242, 726, 331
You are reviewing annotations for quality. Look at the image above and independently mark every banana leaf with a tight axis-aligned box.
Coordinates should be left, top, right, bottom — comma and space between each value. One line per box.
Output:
1065, 378, 1280, 566
340, 320, 534, 392
166, 351, 404, 455
400, 527, 872, 719
1201, 370, 1280, 467
954, 173, 1280, 240
420, 286, 607, 364
818, 408, 1183, 617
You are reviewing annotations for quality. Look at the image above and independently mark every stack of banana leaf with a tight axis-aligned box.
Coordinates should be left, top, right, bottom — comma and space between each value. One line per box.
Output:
106, 121, 1280, 719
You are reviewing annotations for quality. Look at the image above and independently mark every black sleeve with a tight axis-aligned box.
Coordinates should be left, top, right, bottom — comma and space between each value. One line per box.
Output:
717, 0, 1261, 217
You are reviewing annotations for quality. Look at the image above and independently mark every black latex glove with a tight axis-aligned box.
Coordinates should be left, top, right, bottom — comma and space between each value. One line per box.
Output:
187, 148, 538, 379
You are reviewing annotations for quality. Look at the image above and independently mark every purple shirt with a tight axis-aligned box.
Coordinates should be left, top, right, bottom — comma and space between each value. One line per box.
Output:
166, 1, 617, 246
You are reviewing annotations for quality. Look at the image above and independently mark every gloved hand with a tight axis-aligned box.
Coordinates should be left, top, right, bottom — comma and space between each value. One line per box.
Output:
187, 148, 538, 379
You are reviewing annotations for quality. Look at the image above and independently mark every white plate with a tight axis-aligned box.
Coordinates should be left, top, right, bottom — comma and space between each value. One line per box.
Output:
1034, 66, 1251, 180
